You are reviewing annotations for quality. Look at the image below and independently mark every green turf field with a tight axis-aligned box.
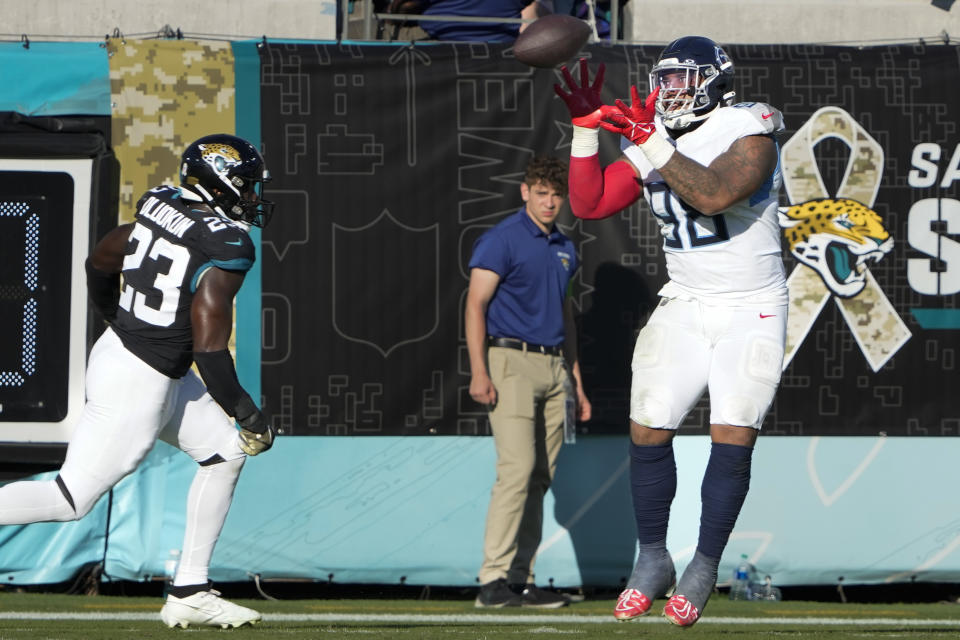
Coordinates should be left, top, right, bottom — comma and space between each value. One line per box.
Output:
2, 592, 960, 639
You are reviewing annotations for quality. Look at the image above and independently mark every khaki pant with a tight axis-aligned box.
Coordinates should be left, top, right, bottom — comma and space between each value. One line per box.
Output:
477, 346, 568, 586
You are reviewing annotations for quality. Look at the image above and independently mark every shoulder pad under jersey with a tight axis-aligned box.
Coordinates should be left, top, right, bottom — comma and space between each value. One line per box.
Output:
200, 218, 256, 273
728, 102, 785, 135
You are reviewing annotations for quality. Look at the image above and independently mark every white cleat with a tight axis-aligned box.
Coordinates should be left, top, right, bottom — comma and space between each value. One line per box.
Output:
160, 588, 262, 629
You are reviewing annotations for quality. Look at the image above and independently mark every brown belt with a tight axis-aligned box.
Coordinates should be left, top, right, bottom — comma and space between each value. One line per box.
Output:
488, 336, 563, 356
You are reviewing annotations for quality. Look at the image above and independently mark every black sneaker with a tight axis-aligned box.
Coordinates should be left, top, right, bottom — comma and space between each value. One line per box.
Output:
518, 584, 570, 609
474, 579, 522, 608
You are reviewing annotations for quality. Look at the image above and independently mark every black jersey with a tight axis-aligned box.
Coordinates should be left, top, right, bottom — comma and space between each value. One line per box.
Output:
111, 185, 255, 378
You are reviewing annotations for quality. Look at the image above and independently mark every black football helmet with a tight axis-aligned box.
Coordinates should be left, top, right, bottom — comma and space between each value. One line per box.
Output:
179, 134, 275, 228
649, 36, 735, 131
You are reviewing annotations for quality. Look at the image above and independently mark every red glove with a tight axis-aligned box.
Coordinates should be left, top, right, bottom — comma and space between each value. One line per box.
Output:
600, 86, 659, 145
554, 58, 607, 128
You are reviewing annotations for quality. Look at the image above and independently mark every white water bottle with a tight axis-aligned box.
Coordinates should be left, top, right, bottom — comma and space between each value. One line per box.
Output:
729, 554, 753, 601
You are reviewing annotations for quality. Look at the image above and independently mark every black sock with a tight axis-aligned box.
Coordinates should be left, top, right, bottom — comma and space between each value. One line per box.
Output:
168, 581, 212, 599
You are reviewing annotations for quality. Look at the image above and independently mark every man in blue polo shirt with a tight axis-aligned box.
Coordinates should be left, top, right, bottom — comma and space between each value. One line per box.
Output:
465, 154, 591, 608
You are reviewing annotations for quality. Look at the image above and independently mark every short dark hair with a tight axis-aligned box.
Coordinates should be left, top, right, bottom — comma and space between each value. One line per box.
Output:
524, 154, 568, 198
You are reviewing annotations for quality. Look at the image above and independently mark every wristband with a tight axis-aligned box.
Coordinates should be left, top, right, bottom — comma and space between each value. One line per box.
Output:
570, 125, 600, 158
638, 131, 676, 170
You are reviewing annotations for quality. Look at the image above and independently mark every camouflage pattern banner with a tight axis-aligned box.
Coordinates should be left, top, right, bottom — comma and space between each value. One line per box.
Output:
108, 39, 237, 224
259, 42, 959, 437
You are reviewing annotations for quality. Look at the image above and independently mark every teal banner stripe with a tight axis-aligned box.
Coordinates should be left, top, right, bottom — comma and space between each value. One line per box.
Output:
232, 40, 263, 403
0, 42, 110, 116
910, 308, 960, 329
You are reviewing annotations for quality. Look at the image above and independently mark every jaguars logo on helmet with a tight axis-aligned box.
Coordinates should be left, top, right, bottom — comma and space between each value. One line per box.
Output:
180, 133, 275, 228
198, 142, 243, 175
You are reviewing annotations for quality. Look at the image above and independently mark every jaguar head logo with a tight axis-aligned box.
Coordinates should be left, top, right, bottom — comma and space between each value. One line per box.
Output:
778, 198, 893, 298
198, 142, 242, 176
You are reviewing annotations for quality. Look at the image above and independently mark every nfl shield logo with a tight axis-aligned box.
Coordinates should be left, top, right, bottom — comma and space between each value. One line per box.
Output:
332, 209, 439, 357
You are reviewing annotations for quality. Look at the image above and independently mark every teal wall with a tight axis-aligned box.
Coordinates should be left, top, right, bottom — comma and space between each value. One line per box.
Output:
2, 436, 959, 588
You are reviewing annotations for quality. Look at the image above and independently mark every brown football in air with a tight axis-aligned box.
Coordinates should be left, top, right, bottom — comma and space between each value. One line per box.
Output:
513, 14, 592, 68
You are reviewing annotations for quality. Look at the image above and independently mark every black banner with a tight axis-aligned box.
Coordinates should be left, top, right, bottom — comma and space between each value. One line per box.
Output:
260, 42, 959, 436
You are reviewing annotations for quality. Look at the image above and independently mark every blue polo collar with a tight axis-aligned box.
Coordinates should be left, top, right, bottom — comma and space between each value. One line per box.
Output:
518, 207, 562, 242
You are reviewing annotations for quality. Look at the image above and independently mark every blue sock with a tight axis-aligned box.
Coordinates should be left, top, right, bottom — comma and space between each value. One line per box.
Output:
697, 442, 753, 560
629, 442, 677, 544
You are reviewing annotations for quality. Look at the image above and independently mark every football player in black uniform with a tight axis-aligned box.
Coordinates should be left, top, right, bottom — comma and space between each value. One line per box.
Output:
0, 134, 277, 629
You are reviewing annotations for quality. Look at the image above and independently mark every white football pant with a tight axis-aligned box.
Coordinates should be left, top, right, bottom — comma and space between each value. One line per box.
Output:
630, 297, 787, 430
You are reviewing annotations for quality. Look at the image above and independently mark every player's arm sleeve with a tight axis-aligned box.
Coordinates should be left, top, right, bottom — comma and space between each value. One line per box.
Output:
193, 350, 254, 418
569, 156, 641, 220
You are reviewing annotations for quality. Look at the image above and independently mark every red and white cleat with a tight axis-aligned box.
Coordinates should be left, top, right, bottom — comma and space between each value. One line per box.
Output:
663, 594, 701, 627
613, 588, 653, 621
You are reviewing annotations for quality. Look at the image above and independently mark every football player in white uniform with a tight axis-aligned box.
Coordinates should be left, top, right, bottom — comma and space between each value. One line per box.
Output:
555, 36, 788, 626
0, 134, 278, 629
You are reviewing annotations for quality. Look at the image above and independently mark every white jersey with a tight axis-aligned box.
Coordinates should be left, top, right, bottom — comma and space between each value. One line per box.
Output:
622, 102, 788, 306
